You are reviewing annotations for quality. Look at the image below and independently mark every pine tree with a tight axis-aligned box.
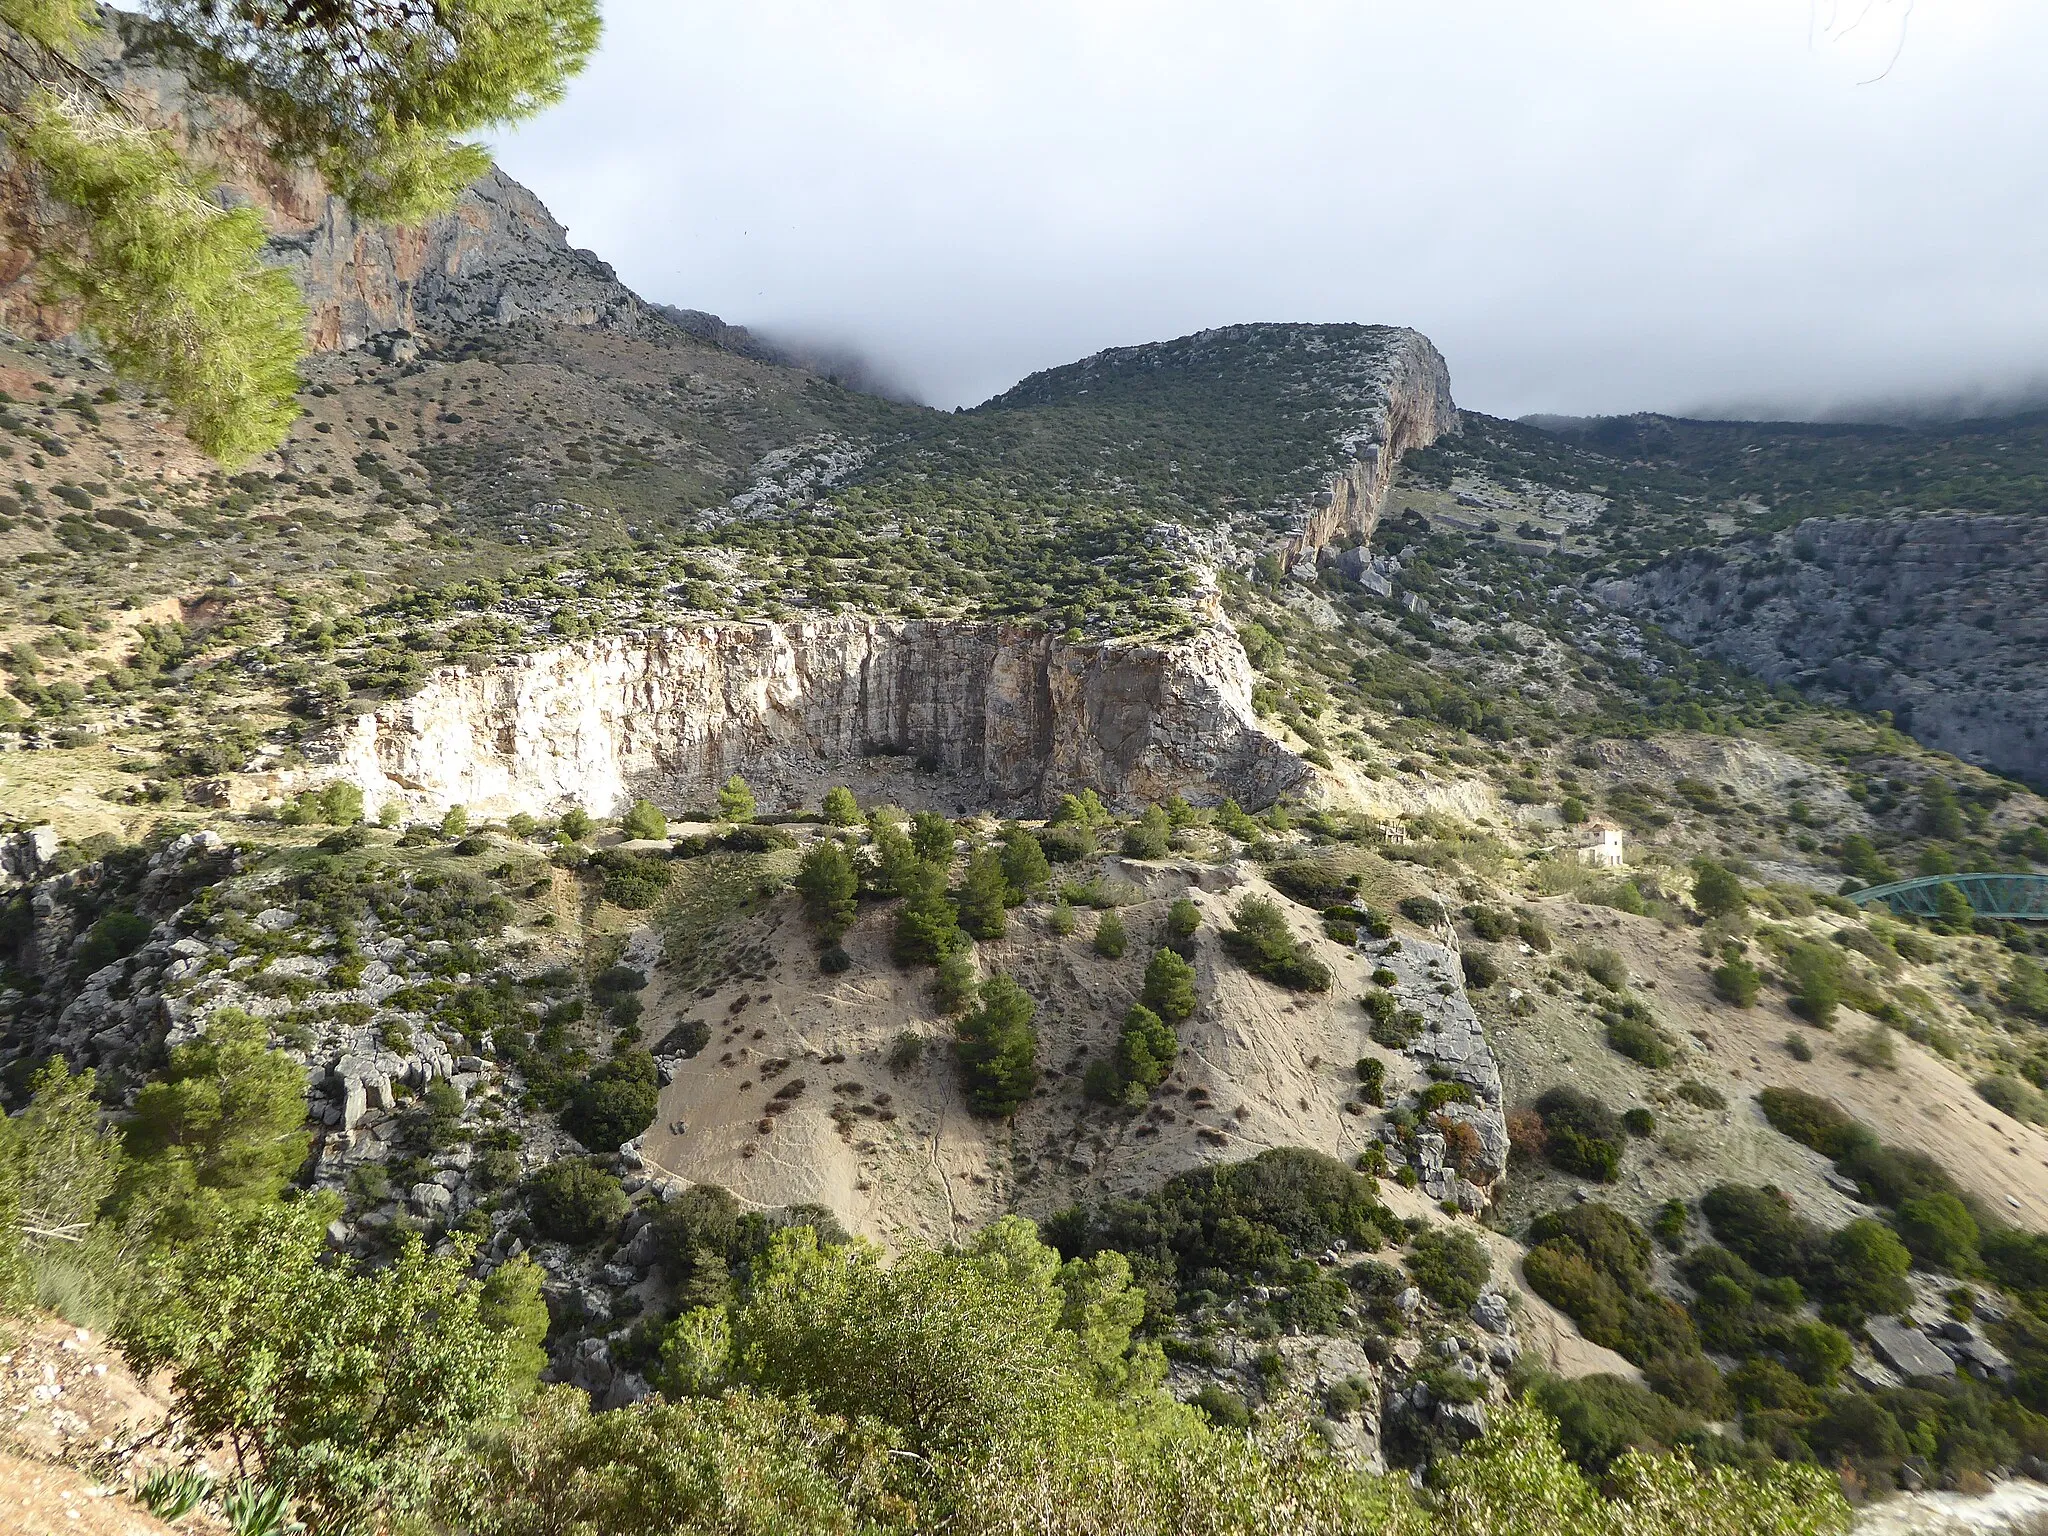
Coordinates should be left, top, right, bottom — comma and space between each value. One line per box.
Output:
998, 826, 1051, 903
1140, 948, 1197, 1025
0, 0, 601, 462
955, 849, 1009, 941
821, 786, 860, 826
1114, 1003, 1177, 1094
865, 811, 920, 898
621, 799, 667, 840
910, 810, 955, 863
955, 974, 1038, 1116
718, 774, 755, 823
1093, 908, 1126, 958
893, 862, 960, 966
1122, 804, 1172, 859
795, 839, 858, 943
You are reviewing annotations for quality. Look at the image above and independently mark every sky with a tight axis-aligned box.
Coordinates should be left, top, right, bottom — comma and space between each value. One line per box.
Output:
493, 1, 2048, 421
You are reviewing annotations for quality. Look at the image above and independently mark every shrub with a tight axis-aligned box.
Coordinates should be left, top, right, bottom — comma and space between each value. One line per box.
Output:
893, 862, 961, 966
1701, 1184, 1815, 1278
886, 1031, 925, 1073
1674, 1079, 1726, 1110
1406, 1228, 1490, 1311
562, 1051, 659, 1153
1221, 896, 1332, 992
795, 840, 858, 943
1165, 897, 1201, 954
1398, 895, 1445, 927
1691, 858, 1747, 918
1712, 957, 1761, 1006
955, 849, 1010, 941
1191, 1383, 1251, 1427
1579, 945, 1626, 990
1977, 1073, 2048, 1125
717, 774, 755, 823
1821, 1218, 1913, 1316
1114, 1004, 1178, 1096
620, 799, 668, 840
1894, 1192, 1979, 1272
526, 1158, 628, 1244
1528, 1372, 1704, 1474
1756, 1087, 1869, 1160
821, 786, 860, 826
1604, 1002, 1675, 1068
1534, 1086, 1624, 1182
72, 907, 151, 977
1460, 948, 1500, 989
1355, 1057, 1385, 1106
1785, 1031, 1813, 1061
1622, 1108, 1656, 1137
1844, 1024, 1897, 1070
1121, 805, 1172, 859
594, 850, 670, 910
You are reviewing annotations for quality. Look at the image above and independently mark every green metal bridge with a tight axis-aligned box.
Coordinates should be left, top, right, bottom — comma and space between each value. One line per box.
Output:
1845, 872, 2048, 919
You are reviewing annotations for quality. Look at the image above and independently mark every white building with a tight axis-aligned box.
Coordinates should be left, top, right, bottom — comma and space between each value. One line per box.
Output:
1576, 820, 1625, 869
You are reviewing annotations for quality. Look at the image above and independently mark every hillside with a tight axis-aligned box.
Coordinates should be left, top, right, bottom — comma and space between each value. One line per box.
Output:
5, 33, 2048, 1533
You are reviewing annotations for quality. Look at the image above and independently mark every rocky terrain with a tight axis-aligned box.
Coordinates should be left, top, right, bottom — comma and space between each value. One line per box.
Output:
1598, 514, 2048, 788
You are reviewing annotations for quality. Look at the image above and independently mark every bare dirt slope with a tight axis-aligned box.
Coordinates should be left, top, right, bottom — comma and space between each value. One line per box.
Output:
639, 859, 1429, 1246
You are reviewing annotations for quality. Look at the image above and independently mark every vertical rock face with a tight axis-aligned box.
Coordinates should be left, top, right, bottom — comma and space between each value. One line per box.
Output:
1599, 513, 2048, 788
1277, 332, 1461, 569
315, 618, 1311, 819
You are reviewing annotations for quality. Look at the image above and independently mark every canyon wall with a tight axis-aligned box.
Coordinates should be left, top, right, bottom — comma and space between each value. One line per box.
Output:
1279, 331, 1460, 569
1600, 513, 2048, 787
314, 618, 1312, 820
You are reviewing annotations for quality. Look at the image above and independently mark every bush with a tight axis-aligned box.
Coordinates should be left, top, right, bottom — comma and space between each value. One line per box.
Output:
1355, 1057, 1385, 1106
1691, 859, 1747, 918
1191, 1383, 1251, 1427
1579, 945, 1626, 989
717, 774, 755, 823
1756, 1087, 1870, 1160
1700, 1184, 1815, 1279
821, 786, 860, 826
1534, 1086, 1624, 1182
998, 827, 1050, 902
1977, 1073, 2048, 1125
593, 850, 670, 910
1122, 805, 1172, 859
620, 799, 668, 840
955, 850, 1010, 941
1460, 948, 1500, 989
795, 839, 858, 942
1712, 957, 1761, 1006
1406, 1227, 1490, 1311
1165, 896, 1201, 954
561, 1051, 659, 1153
1221, 896, 1332, 992
1604, 1002, 1675, 1068
1622, 1108, 1656, 1137
526, 1158, 628, 1244
1844, 1024, 1897, 1070
1527, 1372, 1703, 1474
1892, 1192, 1980, 1274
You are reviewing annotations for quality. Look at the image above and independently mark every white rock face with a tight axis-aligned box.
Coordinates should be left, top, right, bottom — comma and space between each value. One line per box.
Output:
312, 617, 1311, 820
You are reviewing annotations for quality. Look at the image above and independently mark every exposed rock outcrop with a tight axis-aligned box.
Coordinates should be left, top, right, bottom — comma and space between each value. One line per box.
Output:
0, 22, 655, 354
1599, 513, 2048, 787
1279, 332, 1460, 570
312, 617, 1311, 821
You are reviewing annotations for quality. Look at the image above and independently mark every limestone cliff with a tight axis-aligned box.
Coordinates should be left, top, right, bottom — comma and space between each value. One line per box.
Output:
1277, 331, 1461, 570
312, 617, 1312, 820
0, 22, 654, 354
1599, 513, 2048, 787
